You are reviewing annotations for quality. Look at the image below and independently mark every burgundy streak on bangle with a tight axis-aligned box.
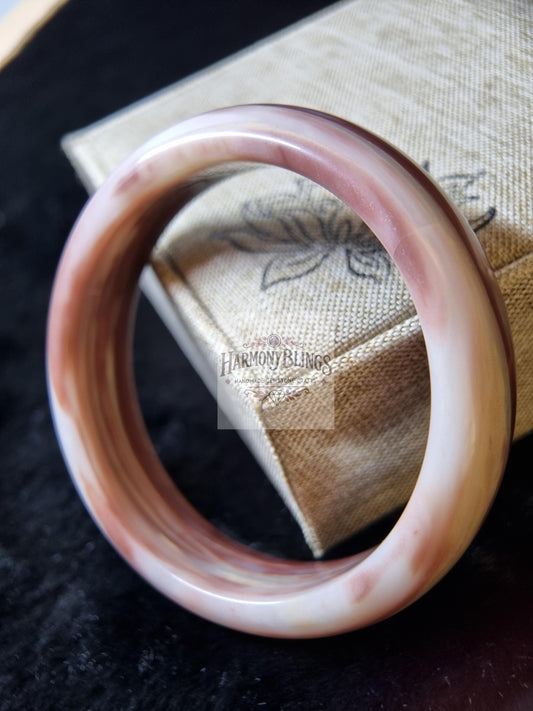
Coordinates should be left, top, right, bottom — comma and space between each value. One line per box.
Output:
46, 105, 515, 638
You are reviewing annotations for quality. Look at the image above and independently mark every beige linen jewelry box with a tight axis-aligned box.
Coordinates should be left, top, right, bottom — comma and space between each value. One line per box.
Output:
63, 0, 532, 556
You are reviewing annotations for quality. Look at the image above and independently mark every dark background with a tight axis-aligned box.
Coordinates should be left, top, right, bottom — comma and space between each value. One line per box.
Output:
1, 1, 532, 709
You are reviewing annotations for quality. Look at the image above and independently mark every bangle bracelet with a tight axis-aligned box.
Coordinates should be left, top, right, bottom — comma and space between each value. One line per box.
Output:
47, 105, 515, 638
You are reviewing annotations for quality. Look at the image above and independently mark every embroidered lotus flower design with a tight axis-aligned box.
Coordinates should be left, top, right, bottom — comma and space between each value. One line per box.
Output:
211, 166, 495, 290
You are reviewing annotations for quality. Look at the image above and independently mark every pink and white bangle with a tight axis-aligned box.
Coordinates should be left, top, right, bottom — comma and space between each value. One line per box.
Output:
47, 105, 515, 638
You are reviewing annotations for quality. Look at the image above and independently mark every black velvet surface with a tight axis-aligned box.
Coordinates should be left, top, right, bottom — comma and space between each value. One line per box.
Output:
1, 2, 532, 709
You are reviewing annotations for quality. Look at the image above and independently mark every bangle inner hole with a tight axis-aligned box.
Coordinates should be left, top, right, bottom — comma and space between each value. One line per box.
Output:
133, 166, 430, 562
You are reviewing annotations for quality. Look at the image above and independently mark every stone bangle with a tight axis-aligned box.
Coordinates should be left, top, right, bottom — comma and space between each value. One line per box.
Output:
47, 105, 515, 638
